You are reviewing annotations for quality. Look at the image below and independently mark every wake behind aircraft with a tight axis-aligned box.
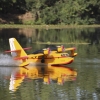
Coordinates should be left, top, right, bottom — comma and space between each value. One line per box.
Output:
5, 38, 77, 67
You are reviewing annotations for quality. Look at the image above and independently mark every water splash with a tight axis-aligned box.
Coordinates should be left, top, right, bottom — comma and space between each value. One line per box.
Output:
0, 54, 19, 66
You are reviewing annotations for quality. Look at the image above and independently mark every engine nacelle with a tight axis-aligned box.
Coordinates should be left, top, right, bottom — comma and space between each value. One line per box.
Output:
43, 48, 51, 55
57, 45, 65, 53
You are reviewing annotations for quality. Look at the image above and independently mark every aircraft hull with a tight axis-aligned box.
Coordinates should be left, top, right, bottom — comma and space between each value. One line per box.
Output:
25, 55, 74, 66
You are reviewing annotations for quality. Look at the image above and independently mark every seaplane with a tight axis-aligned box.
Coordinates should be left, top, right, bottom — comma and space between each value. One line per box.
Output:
5, 38, 77, 67
9, 65, 77, 91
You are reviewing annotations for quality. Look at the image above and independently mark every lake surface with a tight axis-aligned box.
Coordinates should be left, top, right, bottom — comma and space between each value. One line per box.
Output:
0, 27, 100, 100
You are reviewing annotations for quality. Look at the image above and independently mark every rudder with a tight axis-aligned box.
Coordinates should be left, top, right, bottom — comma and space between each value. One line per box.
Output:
9, 38, 27, 57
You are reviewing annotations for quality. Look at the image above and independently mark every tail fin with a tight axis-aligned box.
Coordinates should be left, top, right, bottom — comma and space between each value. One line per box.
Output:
9, 38, 27, 57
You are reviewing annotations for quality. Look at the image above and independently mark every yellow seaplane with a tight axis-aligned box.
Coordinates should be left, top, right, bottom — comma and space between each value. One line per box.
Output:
9, 65, 77, 91
5, 38, 77, 66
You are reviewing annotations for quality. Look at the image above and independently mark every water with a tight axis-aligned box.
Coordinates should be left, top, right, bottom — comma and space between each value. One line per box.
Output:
0, 27, 100, 100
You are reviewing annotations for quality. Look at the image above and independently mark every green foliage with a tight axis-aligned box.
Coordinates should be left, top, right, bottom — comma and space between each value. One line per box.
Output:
0, 0, 100, 24
23, 20, 34, 25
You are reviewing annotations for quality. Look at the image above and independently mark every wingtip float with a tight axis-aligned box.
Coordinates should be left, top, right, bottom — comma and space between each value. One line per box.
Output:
5, 38, 77, 67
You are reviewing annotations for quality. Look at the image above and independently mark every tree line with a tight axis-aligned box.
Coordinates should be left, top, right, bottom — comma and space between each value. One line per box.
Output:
0, 0, 100, 25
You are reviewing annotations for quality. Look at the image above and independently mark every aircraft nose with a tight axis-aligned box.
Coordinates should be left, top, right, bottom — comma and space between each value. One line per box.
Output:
67, 58, 74, 64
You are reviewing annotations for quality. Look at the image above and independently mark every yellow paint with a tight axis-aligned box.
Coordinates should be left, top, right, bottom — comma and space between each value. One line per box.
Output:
9, 65, 77, 91
9, 38, 77, 66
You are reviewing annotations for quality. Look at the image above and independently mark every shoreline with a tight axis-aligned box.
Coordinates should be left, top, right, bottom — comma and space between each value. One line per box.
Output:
33, 42, 90, 45
0, 24, 100, 29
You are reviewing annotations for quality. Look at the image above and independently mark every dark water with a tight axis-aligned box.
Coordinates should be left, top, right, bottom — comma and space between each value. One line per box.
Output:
0, 27, 100, 100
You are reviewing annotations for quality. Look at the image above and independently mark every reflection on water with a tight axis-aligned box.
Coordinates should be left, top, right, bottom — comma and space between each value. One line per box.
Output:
0, 27, 100, 100
1, 63, 100, 100
0, 65, 77, 100
0, 27, 100, 49
9, 65, 77, 92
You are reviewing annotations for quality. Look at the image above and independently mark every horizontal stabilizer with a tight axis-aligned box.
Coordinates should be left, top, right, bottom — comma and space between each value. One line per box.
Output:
5, 47, 31, 53
14, 56, 28, 60
23, 47, 32, 50
19, 62, 29, 67
5, 50, 20, 53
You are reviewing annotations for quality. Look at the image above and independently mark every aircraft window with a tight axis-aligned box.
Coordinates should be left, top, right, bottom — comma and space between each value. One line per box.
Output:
61, 54, 69, 57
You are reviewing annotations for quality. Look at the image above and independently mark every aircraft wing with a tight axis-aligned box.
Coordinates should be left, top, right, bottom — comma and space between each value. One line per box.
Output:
65, 47, 76, 51
65, 47, 77, 57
